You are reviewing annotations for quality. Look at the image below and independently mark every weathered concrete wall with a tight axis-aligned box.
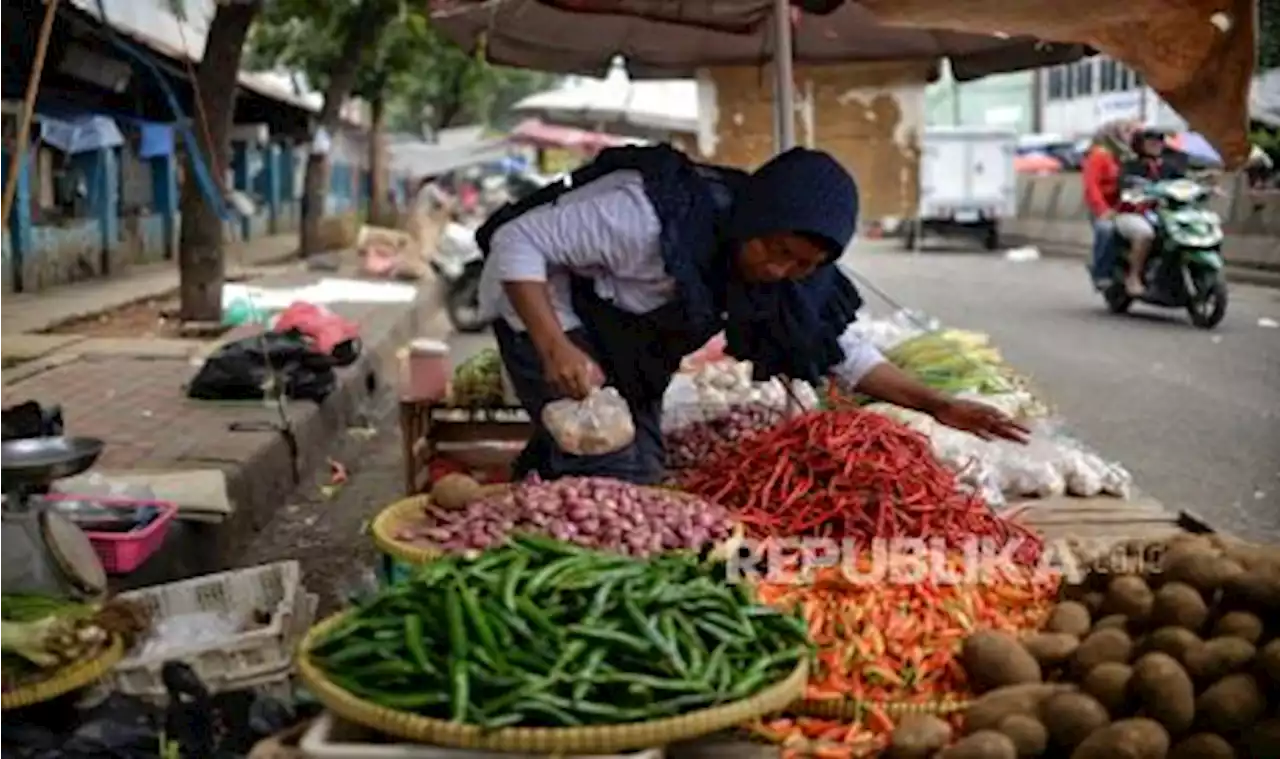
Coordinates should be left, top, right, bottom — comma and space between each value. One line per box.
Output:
1004, 174, 1280, 271
692, 61, 931, 222
26, 221, 104, 290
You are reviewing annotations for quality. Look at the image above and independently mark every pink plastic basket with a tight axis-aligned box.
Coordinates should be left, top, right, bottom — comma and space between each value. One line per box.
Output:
43, 496, 179, 574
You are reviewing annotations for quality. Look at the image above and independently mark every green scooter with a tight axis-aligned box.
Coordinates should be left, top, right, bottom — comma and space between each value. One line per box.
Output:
1103, 178, 1228, 329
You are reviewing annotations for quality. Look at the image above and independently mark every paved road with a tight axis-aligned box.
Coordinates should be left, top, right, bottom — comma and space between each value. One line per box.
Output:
845, 241, 1280, 540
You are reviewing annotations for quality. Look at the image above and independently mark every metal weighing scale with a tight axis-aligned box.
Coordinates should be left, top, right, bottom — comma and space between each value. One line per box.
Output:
1, 437, 109, 600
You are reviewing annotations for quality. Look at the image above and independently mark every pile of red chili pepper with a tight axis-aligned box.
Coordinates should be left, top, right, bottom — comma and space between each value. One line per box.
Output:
678, 407, 1042, 563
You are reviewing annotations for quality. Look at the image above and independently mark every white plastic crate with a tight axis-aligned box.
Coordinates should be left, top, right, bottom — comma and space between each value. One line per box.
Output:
105, 562, 312, 699
300, 713, 665, 759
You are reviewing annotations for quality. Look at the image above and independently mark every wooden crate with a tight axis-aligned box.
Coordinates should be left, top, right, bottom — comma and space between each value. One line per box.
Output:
1005, 495, 1217, 555
399, 400, 533, 496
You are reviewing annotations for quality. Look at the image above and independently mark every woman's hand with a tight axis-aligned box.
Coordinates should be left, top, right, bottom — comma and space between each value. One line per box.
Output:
932, 399, 1030, 443
542, 339, 604, 400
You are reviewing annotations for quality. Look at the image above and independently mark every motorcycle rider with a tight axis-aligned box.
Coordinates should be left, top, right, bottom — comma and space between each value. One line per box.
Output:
1081, 119, 1139, 290
1116, 129, 1184, 296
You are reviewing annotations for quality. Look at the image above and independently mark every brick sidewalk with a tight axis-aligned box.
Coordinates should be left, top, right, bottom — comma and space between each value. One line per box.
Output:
2, 263, 442, 580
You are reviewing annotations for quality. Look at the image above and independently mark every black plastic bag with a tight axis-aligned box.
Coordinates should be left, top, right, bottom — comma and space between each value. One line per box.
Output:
2, 693, 157, 759
161, 661, 297, 757
1, 663, 307, 759
1, 401, 64, 440
187, 332, 336, 403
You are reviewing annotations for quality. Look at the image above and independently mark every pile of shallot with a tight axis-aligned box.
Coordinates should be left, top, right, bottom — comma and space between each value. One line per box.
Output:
664, 404, 785, 470
394, 475, 734, 556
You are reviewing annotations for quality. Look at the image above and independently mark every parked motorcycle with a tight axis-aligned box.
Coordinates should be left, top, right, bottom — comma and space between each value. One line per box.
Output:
433, 221, 487, 333
506, 170, 552, 202
434, 171, 552, 333
1102, 178, 1228, 329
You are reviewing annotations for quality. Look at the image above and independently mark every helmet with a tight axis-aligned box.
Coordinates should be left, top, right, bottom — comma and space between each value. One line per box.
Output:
1131, 129, 1165, 154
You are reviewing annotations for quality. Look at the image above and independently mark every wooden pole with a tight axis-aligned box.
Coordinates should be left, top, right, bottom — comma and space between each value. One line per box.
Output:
2, 0, 62, 227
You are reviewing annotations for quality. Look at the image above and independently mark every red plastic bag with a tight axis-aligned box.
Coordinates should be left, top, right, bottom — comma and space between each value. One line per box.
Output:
273, 302, 362, 366
680, 333, 727, 372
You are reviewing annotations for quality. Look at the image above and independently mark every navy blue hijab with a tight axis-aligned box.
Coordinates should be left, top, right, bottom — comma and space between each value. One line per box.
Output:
476, 144, 863, 385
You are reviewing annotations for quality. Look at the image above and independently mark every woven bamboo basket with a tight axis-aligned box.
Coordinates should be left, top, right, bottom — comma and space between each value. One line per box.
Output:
1, 636, 125, 710
371, 484, 510, 564
297, 613, 808, 754
792, 694, 971, 721
372, 486, 743, 567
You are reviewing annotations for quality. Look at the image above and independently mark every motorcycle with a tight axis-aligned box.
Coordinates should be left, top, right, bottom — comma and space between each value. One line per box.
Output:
1102, 177, 1228, 329
432, 220, 487, 333
434, 172, 552, 333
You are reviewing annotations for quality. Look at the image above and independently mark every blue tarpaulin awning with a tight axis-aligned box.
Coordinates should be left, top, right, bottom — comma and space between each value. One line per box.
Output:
137, 122, 174, 158
39, 115, 125, 154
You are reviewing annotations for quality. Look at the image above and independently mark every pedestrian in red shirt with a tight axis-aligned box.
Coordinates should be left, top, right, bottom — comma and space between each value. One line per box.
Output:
1082, 119, 1138, 289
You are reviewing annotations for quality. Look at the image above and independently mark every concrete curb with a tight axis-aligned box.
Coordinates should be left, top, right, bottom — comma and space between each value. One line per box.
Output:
113, 283, 441, 588
1002, 235, 1280, 290
216, 286, 436, 552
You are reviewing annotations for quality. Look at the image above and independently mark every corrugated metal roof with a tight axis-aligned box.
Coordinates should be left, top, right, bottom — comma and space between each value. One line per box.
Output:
387, 138, 514, 177
514, 68, 698, 134
68, 0, 321, 113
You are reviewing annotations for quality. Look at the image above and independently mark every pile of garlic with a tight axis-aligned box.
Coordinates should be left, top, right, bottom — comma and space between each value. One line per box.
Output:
662, 360, 818, 431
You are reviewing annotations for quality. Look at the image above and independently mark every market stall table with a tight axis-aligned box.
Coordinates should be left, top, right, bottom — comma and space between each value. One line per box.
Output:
1006, 495, 1217, 546
398, 401, 531, 496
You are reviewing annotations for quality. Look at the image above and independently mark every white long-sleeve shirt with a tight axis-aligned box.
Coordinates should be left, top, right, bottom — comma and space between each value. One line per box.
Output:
477, 171, 887, 388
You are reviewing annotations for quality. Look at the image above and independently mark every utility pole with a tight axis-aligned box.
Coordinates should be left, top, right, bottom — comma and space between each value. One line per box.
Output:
951, 77, 962, 126
1031, 68, 1044, 133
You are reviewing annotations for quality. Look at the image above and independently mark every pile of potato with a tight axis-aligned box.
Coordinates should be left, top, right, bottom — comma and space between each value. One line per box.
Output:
883, 533, 1280, 758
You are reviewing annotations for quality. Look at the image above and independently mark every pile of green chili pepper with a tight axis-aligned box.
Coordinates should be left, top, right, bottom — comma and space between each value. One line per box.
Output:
308, 535, 812, 728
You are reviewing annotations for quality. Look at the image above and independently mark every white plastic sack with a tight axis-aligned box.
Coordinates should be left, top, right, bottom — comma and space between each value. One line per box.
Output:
847, 308, 938, 351
866, 403, 1133, 502
543, 387, 636, 456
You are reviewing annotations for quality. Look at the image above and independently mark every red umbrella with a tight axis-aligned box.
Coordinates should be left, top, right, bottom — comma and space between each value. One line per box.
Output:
1014, 153, 1062, 175
509, 118, 633, 152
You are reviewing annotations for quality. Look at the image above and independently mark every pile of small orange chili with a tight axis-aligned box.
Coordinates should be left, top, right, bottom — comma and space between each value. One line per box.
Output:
679, 407, 1043, 563
748, 561, 1059, 756
752, 713, 963, 758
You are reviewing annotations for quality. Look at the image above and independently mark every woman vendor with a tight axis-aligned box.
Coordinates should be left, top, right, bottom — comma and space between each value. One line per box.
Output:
475, 145, 1028, 485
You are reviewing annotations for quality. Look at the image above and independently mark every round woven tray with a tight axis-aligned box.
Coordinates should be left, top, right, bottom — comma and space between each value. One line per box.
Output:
371, 484, 510, 564
371, 494, 443, 565
297, 612, 808, 754
371, 485, 742, 566
2, 635, 124, 710
793, 694, 971, 721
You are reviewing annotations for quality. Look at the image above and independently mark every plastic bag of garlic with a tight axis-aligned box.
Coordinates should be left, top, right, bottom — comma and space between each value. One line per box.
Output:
661, 359, 819, 432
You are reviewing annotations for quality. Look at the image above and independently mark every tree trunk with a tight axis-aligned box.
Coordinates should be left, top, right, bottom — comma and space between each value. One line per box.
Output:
367, 94, 388, 226
298, 0, 392, 258
177, 1, 258, 322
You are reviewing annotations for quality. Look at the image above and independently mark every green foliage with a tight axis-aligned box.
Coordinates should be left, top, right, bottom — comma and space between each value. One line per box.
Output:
1262, 0, 1280, 71
1251, 124, 1279, 159
245, 0, 556, 133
